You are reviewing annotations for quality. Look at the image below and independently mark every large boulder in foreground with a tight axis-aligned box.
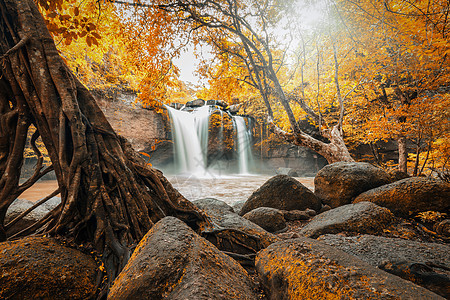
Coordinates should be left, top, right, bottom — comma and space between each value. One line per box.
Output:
0, 236, 97, 300
192, 198, 279, 254
243, 207, 286, 233
318, 234, 450, 298
318, 234, 450, 269
299, 202, 395, 238
353, 177, 450, 217
314, 162, 391, 208
109, 217, 257, 300
239, 175, 321, 216
255, 237, 444, 300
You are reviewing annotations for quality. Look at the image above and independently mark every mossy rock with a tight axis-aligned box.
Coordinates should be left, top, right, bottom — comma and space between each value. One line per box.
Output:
240, 175, 320, 216
256, 237, 444, 299
109, 217, 257, 299
314, 162, 391, 208
0, 236, 97, 300
353, 177, 450, 217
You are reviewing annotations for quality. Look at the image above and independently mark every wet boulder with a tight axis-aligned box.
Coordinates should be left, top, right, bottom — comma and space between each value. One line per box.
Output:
0, 236, 98, 300
239, 175, 321, 216
228, 104, 240, 114
243, 207, 286, 233
109, 217, 258, 300
353, 177, 450, 217
314, 162, 391, 208
255, 237, 444, 300
206, 99, 228, 108
275, 167, 298, 177
318, 234, 450, 298
186, 98, 205, 107
193, 198, 279, 250
299, 202, 395, 238
41, 196, 61, 211
318, 234, 450, 269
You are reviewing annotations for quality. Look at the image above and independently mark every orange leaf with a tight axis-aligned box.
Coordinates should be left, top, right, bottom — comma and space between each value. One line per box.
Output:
139, 152, 151, 158
91, 32, 101, 39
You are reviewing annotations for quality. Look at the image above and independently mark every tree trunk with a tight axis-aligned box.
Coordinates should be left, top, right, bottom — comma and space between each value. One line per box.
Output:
398, 136, 408, 173
0, 0, 260, 295
271, 121, 354, 164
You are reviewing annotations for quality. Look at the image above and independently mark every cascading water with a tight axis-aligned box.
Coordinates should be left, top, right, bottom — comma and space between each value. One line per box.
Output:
165, 105, 209, 175
234, 116, 254, 174
194, 106, 210, 160
166, 103, 254, 175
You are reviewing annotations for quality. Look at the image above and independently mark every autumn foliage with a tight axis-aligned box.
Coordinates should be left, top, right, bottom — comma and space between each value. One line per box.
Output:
38, 0, 449, 174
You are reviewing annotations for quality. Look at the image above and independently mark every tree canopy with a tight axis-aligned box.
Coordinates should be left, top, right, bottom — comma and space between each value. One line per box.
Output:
26, 0, 450, 173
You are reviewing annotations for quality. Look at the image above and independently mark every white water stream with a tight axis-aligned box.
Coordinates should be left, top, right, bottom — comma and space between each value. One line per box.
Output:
166, 105, 210, 175
234, 116, 254, 174
166, 105, 255, 176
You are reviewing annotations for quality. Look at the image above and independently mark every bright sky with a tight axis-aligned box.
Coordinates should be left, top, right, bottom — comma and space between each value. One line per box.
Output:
172, 42, 215, 87
172, 1, 327, 85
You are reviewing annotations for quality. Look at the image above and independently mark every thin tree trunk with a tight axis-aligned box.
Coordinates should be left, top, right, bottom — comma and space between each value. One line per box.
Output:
398, 136, 408, 173
413, 145, 421, 176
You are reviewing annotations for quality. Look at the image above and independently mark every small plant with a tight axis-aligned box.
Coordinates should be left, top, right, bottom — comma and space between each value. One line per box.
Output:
416, 211, 447, 223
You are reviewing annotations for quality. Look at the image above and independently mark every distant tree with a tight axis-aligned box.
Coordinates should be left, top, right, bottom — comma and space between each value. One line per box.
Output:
337, 0, 450, 174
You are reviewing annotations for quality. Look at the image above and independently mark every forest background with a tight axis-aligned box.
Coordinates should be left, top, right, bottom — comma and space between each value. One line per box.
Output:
34, 0, 450, 176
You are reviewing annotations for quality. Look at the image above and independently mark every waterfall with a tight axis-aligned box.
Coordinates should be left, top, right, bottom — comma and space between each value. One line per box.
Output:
194, 106, 210, 160
165, 105, 209, 175
234, 116, 254, 174
165, 104, 254, 175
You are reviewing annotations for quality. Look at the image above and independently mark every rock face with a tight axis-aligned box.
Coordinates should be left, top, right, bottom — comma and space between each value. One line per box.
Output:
353, 177, 450, 217
319, 234, 450, 298
239, 175, 321, 216
109, 217, 257, 300
0, 236, 97, 300
186, 98, 206, 107
299, 202, 395, 238
243, 207, 286, 233
97, 96, 168, 153
255, 238, 444, 300
314, 162, 391, 208
193, 198, 279, 250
